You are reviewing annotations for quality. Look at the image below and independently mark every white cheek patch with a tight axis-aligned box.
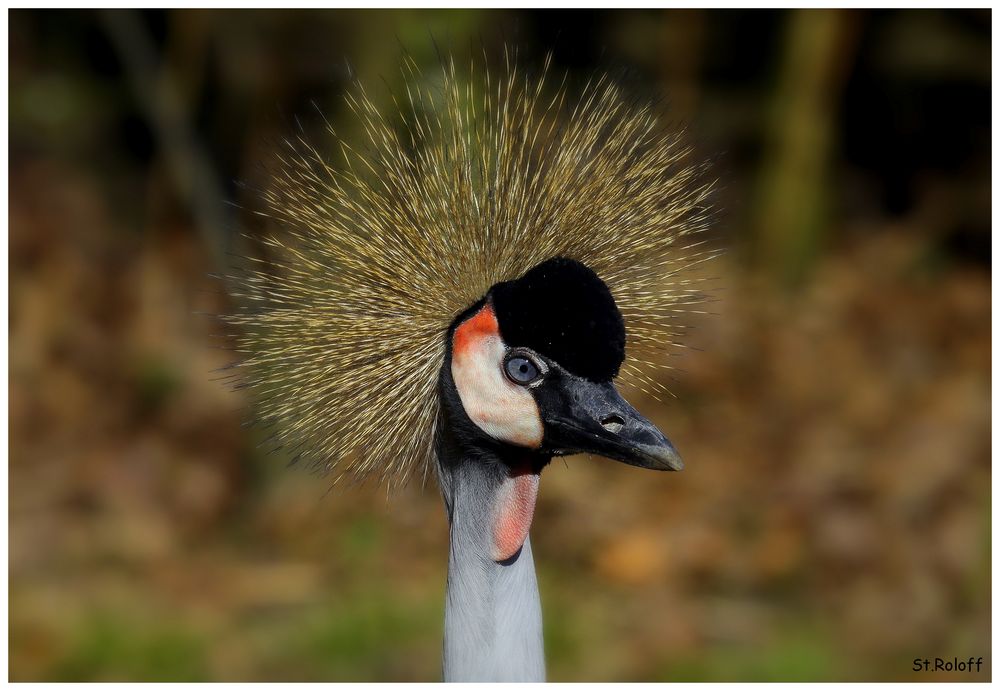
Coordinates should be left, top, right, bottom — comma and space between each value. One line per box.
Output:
451, 304, 543, 448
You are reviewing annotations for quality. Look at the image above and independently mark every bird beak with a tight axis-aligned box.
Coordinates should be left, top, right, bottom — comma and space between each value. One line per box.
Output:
537, 371, 683, 471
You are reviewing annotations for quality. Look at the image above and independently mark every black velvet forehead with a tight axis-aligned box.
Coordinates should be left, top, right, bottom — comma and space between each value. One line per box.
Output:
490, 257, 626, 382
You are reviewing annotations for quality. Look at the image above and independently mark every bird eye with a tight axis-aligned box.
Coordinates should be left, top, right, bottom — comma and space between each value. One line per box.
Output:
504, 353, 542, 385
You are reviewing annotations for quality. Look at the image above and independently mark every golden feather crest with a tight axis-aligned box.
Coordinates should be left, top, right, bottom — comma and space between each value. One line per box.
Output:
225, 55, 716, 489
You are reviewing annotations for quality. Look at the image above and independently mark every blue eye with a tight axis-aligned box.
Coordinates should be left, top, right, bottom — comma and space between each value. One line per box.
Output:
504, 354, 541, 385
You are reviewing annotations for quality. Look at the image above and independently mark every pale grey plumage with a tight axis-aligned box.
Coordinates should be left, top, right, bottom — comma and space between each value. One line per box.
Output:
439, 456, 545, 681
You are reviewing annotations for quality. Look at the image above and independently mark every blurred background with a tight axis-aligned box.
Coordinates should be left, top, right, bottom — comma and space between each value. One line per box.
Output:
9, 8, 991, 682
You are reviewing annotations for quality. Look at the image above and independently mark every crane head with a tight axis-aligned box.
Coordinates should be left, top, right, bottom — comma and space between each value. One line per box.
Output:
442, 257, 682, 561
227, 59, 715, 498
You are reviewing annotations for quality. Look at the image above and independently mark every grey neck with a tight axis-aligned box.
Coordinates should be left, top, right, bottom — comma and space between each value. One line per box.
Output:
437, 457, 546, 682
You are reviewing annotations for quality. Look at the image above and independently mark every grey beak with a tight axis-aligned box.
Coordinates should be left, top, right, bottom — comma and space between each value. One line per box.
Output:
536, 371, 683, 471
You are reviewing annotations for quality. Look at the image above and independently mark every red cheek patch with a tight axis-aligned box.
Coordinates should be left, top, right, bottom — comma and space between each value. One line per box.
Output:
453, 303, 499, 357
492, 468, 540, 562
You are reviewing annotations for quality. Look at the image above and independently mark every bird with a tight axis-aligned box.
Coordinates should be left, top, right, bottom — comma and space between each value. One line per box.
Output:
223, 52, 715, 682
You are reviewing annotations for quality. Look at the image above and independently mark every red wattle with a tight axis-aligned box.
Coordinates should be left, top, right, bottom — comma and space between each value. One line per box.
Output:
492, 470, 540, 562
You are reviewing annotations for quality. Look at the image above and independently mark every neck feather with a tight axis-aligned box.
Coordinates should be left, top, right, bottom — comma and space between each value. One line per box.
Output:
437, 445, 546, 682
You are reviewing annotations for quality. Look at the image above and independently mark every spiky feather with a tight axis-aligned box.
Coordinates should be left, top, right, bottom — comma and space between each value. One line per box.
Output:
224, 54, 716, 489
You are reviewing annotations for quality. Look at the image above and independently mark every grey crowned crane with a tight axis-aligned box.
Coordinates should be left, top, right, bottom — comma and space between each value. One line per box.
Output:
226, 55, 714, 682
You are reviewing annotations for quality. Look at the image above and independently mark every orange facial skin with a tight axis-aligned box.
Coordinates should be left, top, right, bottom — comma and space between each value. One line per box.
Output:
453, 302, 501, 360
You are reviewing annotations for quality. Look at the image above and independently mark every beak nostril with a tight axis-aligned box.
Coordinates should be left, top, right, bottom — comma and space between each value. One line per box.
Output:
600, 413, 625, 434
